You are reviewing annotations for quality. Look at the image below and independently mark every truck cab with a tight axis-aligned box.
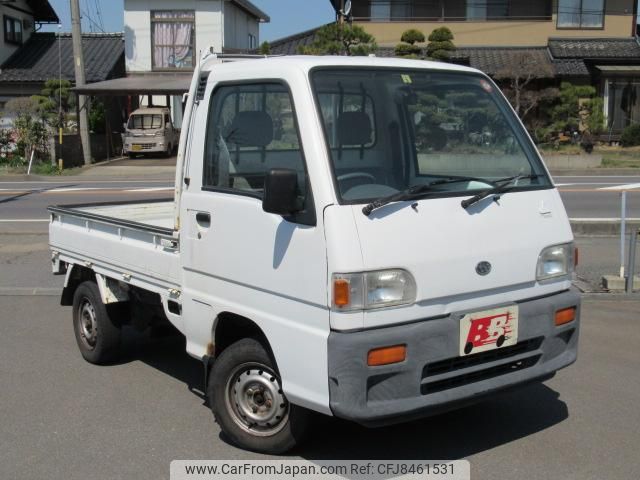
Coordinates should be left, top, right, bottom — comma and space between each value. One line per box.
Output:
123, 107, 178, 158
49, 55, 580, 455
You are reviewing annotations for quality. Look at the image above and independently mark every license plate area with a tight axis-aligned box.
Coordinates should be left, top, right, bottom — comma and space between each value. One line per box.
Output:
459, 306, 518, 356
132, 144, 142, 151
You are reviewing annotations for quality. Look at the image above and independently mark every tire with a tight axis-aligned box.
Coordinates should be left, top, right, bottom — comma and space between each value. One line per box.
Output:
165, 144, 172, 158
209, 338, 309, 454
72, 281, 122, 364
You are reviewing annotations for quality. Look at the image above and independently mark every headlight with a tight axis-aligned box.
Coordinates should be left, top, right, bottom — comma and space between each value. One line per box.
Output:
332, 269, 416, 311
536, 243, 575, 281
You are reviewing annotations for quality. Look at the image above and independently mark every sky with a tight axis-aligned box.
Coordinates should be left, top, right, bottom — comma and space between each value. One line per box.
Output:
43, 0, 335, 42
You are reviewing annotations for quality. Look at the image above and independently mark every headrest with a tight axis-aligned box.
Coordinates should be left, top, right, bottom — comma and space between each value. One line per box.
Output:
226, 111, 274, 147
337, 111, 372, 146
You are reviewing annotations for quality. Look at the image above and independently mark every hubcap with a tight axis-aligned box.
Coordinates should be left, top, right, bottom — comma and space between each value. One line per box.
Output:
225, 363, 289, 436
77, 298, 98, 349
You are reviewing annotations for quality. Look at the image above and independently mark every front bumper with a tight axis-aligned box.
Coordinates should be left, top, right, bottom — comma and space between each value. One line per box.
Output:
327, 289, 580, 427
125, 142, 165, 154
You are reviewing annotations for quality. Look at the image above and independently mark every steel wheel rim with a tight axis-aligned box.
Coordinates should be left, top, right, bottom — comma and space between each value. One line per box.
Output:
225, 362, 289, 436
77, 297, 98, 350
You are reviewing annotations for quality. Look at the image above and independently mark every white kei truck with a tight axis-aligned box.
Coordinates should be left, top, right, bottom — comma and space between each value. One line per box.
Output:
49, 53, 581, 454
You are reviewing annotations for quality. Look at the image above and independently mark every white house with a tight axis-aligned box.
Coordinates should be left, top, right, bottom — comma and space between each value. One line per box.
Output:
0, 0, 58, 66
124, 0, 268, 72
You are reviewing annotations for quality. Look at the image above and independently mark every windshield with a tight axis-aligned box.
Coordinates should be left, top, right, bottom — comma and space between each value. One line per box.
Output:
311, 68, 551, 203
128, 114, 163, 130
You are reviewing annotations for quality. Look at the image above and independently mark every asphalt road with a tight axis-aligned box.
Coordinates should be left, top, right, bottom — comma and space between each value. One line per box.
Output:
1, 170, 639, 479
0, 294, 638, 480
1, 175, 640, 222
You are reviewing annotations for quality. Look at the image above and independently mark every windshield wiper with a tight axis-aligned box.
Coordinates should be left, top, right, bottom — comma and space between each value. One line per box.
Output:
460, 174, 542, 210
362, 176, 488, 216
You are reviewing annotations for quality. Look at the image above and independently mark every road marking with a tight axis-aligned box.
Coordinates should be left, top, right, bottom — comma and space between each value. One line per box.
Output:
598, 183, 640, 191
0, 219, 49, 222
0, 287, 61, 296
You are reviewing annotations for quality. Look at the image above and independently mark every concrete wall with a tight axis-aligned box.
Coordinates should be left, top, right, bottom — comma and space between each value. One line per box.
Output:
124, 0, 223, 72
357, 14, 635, 46
0, 1, 37, 65
224, 2, 259, 50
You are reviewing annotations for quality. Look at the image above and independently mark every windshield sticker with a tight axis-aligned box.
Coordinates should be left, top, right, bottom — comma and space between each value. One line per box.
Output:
480, 79, 493, 93
401, 74, 413, 84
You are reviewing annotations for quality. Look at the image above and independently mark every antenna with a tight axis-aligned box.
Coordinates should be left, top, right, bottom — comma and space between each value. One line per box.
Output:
343, 0, 352, 17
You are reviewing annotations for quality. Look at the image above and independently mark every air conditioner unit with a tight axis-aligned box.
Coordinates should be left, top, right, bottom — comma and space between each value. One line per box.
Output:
23, 19, 34, 30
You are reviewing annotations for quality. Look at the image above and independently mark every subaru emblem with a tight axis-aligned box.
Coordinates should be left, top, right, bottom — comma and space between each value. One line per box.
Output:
476, 261, 492, 276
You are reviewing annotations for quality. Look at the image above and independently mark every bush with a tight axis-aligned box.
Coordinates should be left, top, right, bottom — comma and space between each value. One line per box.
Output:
395, 43, 421, 57
400, 29, 425, 45
621, 124, 640, 147
426, 27, 455, 61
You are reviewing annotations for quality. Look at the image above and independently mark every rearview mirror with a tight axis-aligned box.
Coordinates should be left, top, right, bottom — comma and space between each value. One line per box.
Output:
262, 168, 300, 216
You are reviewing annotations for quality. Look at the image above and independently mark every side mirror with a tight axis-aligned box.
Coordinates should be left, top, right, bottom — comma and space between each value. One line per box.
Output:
262, 168, 300, 216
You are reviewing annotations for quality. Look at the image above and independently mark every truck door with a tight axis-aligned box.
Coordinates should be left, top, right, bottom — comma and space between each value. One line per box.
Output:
179, 80, 330, 411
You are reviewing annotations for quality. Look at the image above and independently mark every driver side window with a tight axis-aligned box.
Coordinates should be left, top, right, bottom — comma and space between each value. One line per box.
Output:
202, 83, 308, 200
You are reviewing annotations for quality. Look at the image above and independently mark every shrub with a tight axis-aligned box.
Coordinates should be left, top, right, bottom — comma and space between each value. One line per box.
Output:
400, 29, 425, 45
621, 124, 640, 147
426, 27, 455, 61
394, 43, 421, 57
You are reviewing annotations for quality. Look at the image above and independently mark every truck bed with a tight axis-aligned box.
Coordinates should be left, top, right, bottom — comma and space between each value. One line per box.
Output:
48, 200, 181, 295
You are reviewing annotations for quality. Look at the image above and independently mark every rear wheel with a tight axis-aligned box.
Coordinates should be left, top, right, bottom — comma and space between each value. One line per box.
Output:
208, 338, 309, 454
72, 281, 122, 364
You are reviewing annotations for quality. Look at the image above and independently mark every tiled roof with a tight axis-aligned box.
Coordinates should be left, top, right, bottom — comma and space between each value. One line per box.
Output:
0, 33, 124, 84
450, 46, 589, 77
548, 38, 640, 60
268, 24, 331, 55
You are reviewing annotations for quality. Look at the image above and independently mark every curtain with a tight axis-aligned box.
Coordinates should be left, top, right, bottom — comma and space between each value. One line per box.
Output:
153, 11, 194, 69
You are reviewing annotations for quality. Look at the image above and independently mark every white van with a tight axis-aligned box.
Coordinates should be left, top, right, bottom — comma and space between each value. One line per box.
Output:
49, 54, 580, 454
123, 107, 178, 158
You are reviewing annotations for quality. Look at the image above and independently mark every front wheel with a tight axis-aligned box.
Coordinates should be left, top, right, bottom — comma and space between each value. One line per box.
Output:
72, 281, 122, 364
208, 338, 309, 454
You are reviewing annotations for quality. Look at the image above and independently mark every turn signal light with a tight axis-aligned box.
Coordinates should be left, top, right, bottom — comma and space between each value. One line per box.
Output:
367, 345, 407, 366
333, 279, 350, 307
555, 307, 576, 326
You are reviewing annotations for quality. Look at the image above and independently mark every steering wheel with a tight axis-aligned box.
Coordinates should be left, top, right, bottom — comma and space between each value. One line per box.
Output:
337, 172, 377, 184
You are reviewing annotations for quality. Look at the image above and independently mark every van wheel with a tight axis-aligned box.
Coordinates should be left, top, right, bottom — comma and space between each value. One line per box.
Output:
208, 338, 309, 454
165, 144, 172, 157
72, 281, 121, 364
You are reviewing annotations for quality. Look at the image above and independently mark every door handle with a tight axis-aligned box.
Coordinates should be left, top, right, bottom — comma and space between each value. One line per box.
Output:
195, 211, 211, 228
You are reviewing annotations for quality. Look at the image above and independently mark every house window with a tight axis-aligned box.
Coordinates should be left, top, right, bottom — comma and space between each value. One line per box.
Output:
4, 16, 23, 45
151, 11, 195, 70
557, 0, 604, 28
370, 1, 411, 20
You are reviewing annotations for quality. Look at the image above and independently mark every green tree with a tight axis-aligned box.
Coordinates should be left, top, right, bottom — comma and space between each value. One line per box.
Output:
32, 79, 76, 130
89, 100, 106, 133
298, 23, 376, 56
259, 41, 271, 55
550, 82, 604, 135
4, 97, 49, 162
401, 28, 425, 45
426, 27, 455, 61
395, 28, 424, 58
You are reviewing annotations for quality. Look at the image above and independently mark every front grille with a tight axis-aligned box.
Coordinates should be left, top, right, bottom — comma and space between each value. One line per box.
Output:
133, 143, 156, 150
420, 337, 543, 395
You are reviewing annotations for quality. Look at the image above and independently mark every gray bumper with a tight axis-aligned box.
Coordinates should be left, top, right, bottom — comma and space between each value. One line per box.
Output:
327, 289, 580, 427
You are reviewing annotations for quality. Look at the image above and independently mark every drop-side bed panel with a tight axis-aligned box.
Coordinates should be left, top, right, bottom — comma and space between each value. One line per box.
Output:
48, 200, 181, 293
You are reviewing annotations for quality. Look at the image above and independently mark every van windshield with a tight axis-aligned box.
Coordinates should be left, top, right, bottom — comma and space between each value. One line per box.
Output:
311, 68, 551, 203
128, 114, 162, 130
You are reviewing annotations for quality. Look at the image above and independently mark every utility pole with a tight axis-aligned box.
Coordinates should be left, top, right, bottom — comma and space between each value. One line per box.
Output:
70, 0, 92, 165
